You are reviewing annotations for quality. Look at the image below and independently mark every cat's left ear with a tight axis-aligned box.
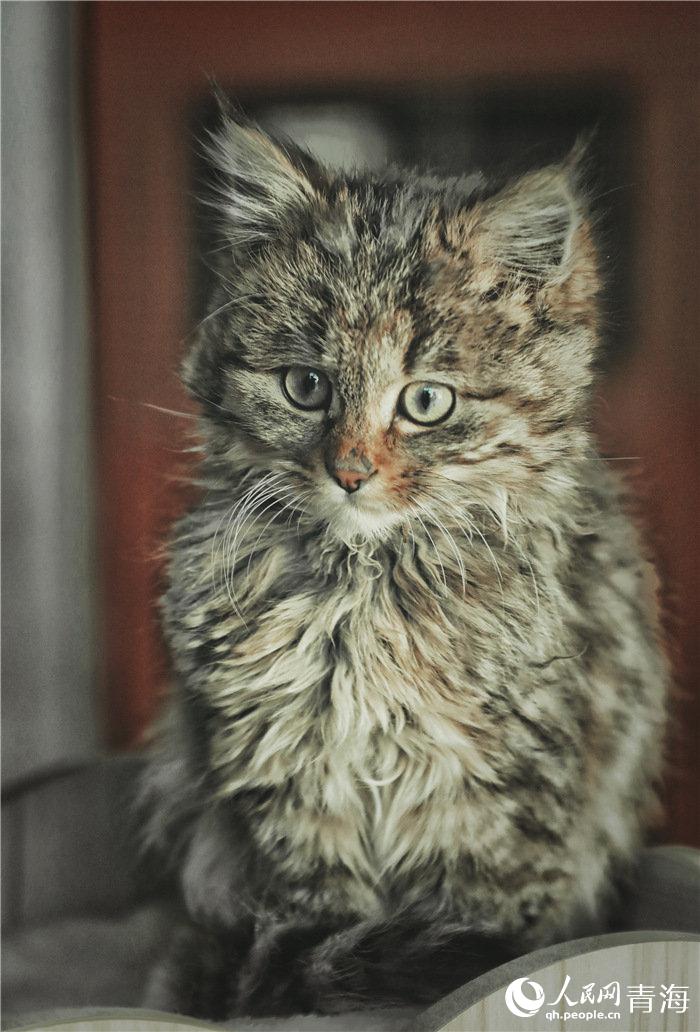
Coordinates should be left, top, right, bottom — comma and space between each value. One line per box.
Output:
205, 105, 323, 248
474, 143, 598, 295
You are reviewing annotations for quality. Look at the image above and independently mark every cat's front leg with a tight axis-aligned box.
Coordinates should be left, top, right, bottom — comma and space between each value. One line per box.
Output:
143, 913, 349, 1019
142, 799, 275, 1018
178, 801, 265, 927
233, 916, 345, 1016
142, 919, 253, 1020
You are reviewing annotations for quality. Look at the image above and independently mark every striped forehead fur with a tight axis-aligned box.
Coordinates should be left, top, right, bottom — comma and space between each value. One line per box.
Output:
191, 114, 598, 432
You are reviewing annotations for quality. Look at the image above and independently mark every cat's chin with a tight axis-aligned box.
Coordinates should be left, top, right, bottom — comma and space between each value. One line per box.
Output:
319, 491, 403, 545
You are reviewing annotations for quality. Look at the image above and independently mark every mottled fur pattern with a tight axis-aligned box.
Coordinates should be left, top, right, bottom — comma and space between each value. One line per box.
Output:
141, 109, 668, 1017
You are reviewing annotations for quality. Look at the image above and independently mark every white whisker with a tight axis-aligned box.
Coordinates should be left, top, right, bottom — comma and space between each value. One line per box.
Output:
141, 402, 198, 421
215, 471, 288, 619
413, 511, 447, 592
243, 487, 305, 582
225, 481, 283, 584
414, 500, 466, 597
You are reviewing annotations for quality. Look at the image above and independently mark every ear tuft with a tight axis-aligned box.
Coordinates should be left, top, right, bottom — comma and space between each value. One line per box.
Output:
478, 149, 591, 282
204, 101, 320, 248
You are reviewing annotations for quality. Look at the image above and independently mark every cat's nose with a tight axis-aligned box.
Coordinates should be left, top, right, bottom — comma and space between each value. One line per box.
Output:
332, 449, 377, 493
335, 468, 373, 493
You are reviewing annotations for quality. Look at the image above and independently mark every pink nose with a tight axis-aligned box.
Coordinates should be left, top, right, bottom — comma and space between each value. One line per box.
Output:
335, 468, 372, 493
332, 449, 377, 493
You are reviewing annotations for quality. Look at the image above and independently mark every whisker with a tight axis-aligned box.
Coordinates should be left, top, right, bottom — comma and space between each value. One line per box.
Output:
510, 536, 541, 619
402, 518, 417, 558
188, 387, 230, 414
215, 484, 262, 617
600, 456, 641, 462
216, 472, 288, 618
430, 485, 546, 633
430, 490, 507, 601
224, 479, 285, 585
191, 291, 259, 333
414, 500, 466, 597
242, 487, 304, 582
141, 402, 198, 421
413, 511, 447, 592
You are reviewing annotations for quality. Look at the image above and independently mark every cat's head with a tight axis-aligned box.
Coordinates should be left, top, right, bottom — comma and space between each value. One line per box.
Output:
186, 110, 601, 543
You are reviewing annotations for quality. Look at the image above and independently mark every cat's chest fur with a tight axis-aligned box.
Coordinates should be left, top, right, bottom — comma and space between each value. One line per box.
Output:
169, 523, 560, 904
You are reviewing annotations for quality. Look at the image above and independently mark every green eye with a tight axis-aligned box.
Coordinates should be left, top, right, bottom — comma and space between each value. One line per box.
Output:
282, 367, 332, 411
399, 382, 455, 425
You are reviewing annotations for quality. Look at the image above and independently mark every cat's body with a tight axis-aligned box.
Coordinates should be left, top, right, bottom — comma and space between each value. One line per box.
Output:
142, 111, 667, 1017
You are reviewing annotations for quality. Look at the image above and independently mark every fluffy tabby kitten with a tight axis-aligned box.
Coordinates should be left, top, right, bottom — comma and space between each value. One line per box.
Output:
142, 108, 668, 1018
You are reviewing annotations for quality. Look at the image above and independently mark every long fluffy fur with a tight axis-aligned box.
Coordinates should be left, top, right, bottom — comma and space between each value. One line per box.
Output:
141, 111, 668, 1018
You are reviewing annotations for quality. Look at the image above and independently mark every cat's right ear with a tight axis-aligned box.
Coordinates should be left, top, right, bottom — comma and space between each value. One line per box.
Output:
203, 102, 323, 248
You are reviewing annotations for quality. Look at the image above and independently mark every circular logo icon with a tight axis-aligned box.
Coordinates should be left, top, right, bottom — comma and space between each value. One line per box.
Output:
505, 977, 546, 1017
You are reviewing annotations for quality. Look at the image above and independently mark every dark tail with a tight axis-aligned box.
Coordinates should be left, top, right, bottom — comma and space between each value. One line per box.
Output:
147, 916, 515, 1019
297, 918, 514, 1014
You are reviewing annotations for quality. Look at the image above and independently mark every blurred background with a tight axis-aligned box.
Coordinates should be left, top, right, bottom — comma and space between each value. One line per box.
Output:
3, 0, 699, 859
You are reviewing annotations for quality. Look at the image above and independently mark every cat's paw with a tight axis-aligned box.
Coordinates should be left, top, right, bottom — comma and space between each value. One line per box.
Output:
143, 920, 252, 1020
234, 919, 341, 1016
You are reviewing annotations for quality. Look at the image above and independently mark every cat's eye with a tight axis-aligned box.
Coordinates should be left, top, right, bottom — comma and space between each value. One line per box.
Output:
282, 367, 332, 411
398, 382, 455, 426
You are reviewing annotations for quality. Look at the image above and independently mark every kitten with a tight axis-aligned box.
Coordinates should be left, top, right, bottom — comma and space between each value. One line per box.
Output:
141, 108, 668, 1018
